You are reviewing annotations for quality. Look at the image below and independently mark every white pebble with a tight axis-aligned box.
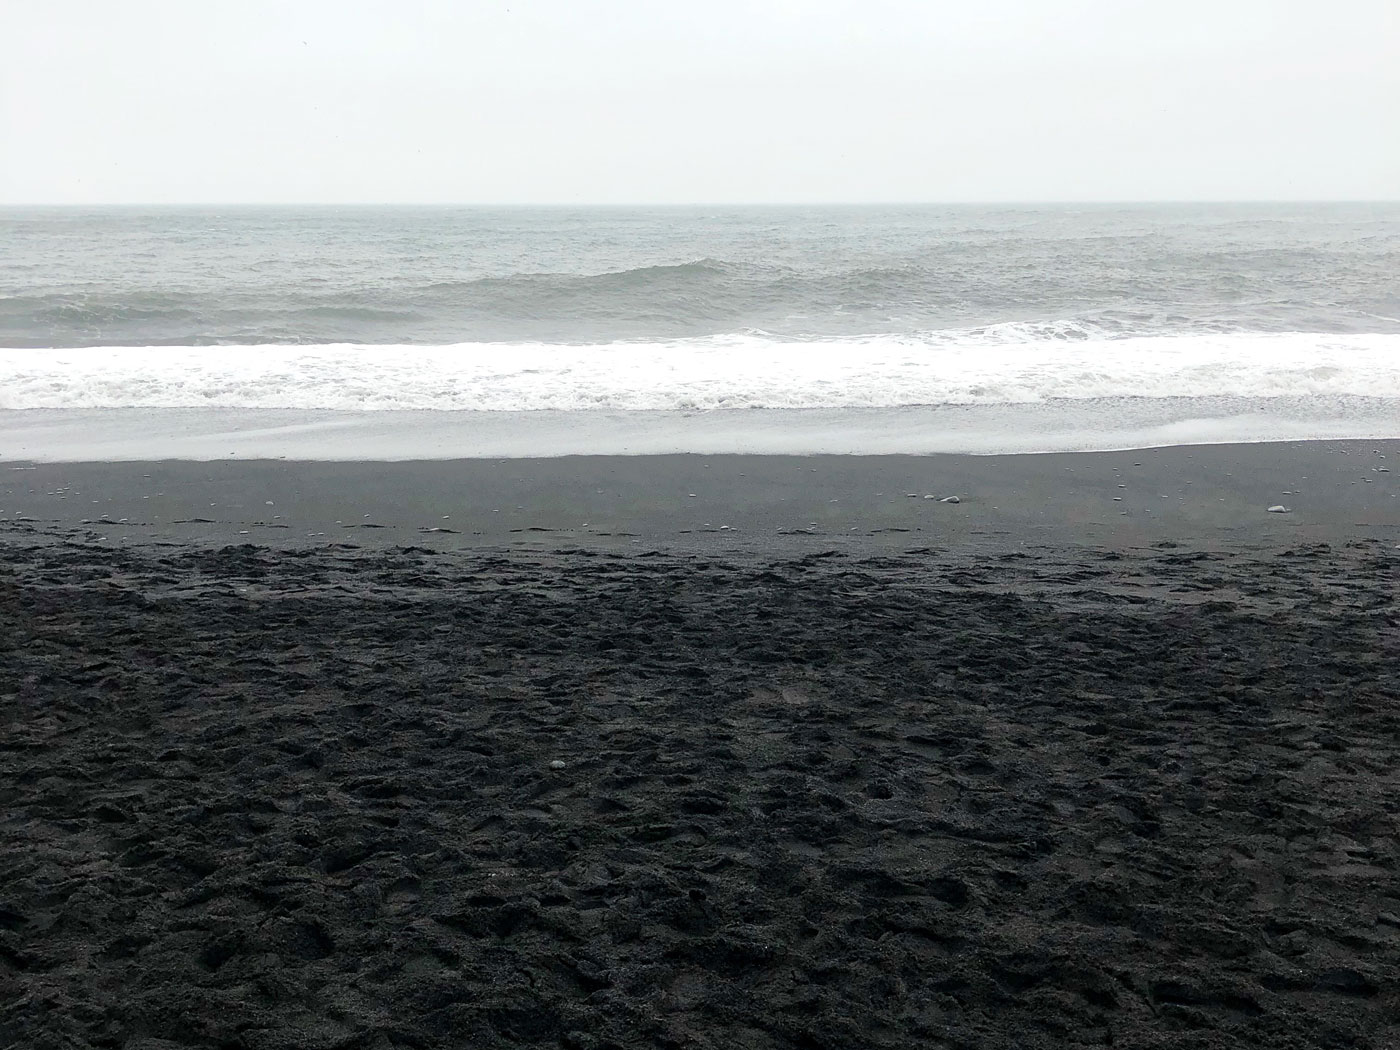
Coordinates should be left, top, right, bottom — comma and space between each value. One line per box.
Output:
1267, 505, 1290, 513
939, 495, 961, 504
549, 760, 566, 770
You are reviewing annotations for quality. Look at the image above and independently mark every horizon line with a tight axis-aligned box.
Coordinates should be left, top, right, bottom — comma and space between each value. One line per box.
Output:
3, 198, 1398, 208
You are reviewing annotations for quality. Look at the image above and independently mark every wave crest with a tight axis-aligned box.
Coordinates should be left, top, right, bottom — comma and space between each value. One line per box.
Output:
2, 332, 1397, 413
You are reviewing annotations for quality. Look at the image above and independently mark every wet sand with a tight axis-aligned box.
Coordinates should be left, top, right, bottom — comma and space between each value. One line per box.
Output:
3, 439, 1398, 552
2, 441, 1399, 1049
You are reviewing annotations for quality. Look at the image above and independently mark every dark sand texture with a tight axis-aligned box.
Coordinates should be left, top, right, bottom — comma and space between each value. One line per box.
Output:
2, 445, 1399, 1049
3, 440, 1397, 552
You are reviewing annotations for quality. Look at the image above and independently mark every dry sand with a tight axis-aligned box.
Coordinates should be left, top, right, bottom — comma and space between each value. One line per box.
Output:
2, 441, 1398, 1049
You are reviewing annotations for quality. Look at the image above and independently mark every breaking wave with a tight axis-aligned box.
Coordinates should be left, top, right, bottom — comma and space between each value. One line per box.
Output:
3, 332, 1398, 412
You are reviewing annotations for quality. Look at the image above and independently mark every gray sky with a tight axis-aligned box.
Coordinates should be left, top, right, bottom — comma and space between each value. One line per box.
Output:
3, 0, 1397, 204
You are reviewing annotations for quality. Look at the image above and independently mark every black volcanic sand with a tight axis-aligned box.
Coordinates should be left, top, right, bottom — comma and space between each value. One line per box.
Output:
2, 440, 1397, 552
2, 446, 1400, 1049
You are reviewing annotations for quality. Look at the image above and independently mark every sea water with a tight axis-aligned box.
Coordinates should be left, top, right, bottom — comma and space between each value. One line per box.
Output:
1, 203, 1397, 459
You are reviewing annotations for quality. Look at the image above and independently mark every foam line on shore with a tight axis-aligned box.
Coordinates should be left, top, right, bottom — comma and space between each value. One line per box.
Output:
3, 396, 1399, 462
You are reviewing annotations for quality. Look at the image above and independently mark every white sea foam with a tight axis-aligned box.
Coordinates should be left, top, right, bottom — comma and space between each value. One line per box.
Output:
2, 332, 1399, 412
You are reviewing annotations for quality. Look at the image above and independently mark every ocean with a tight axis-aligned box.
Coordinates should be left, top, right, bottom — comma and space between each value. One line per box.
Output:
2, 203, 1398, 459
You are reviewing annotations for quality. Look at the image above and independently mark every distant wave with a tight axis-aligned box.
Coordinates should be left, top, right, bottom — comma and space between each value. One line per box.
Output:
411, 259, 765, 325
3, 332, 1398, 412
8, 247, 1396, 349
421, 259, 743, 297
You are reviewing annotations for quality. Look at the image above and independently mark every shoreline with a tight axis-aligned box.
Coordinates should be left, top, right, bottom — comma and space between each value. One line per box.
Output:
3, 399, 1399, 462
3, 439, 1397, 553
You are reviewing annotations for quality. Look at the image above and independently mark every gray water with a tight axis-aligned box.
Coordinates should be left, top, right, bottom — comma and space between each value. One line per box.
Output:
2, 203, 1398, 457
3, 203, 1398, 348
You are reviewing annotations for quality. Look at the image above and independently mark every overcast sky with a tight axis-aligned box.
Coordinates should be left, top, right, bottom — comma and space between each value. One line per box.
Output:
3, 0, 1397, 204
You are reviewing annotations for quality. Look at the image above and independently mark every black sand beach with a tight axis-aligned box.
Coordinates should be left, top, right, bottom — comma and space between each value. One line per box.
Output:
3, 440, 1398, 551
3, 441, 1399, 1049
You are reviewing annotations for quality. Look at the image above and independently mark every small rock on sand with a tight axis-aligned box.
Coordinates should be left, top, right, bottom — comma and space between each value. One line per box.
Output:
939, 495, 961, 504
549, 760, 567, 770
1268, 505, 1290, 513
